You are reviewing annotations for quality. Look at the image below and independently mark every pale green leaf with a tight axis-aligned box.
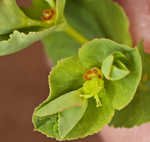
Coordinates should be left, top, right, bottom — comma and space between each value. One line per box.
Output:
34, 90, 85, 118
0, 24, 64, 56
58, 101, 88, 138
32, 90, 87, 140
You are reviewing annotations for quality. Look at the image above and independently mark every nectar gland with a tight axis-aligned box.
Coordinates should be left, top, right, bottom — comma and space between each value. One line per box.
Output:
41, 9, 55, 22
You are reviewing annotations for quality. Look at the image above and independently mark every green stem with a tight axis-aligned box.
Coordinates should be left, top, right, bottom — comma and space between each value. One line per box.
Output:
48, 0, 56, 8
27, 19, 51, 28
64, 24, 88, 44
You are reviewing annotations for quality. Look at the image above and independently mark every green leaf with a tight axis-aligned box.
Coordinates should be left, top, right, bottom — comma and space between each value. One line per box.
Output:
79, 0, 132, 46
64, 91, 114, 140
33, 89, 114, 141
34, 90, 85, 118
33, 91, 88, 140
0, 24, 64, 56
33, 56, 87, 140
0, 0, 47, 35
33, 114, 60, 138
64, 0, 105, 40
49, 56, 86, 100
110, 43, 150, 127
58, 101, 88, 138
43, 31, 80, 65
102, 52, 130, 81
79, 39, 142, 110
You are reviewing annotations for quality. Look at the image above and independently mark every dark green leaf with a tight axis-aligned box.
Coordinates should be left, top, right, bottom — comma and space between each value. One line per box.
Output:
80, 0, 132, 46
64, 1, 105, 40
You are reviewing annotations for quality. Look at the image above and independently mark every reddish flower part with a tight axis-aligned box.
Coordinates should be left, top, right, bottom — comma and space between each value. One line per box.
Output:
41, 9, 55, 21
83, 67, 103, 80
